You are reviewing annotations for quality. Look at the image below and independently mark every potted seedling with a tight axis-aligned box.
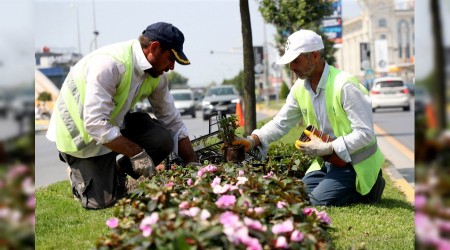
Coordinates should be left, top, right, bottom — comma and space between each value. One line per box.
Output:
217, 115, 245, 163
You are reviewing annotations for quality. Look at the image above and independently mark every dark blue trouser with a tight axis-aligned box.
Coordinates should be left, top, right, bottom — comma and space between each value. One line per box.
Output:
301, 163, 363, 206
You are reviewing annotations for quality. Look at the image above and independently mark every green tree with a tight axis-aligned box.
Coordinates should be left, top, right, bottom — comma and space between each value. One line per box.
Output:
166, 71, 189, 89
37, 91, 52, 103
279, 81, 290, 99
222, 70, 244, 95
258, 0, 337, 71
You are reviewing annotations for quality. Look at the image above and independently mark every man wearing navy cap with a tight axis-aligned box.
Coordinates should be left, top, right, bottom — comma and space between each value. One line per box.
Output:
46, 22, 198, 209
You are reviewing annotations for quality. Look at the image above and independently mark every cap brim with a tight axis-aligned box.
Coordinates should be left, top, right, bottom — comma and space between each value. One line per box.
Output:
276, 52, 300, 65
171, 49, 190, 65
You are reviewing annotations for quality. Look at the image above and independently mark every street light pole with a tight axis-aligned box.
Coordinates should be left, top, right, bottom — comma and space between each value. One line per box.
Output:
263, 21, 270, 107
70, 4, 82, 54
91, 0, 99, 51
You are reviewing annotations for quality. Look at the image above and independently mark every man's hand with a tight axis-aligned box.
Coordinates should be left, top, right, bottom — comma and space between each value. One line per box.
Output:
232, 136, 255, 152
130, 149, 155, 178
295, 130, 333, 157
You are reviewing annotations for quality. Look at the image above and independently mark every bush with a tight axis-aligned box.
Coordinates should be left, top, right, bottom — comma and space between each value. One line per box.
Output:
96, 143, 331, 249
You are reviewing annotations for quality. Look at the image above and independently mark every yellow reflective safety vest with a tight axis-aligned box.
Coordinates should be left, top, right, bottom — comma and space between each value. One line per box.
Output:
292, 66, 385, 195
53, 40, 160, 153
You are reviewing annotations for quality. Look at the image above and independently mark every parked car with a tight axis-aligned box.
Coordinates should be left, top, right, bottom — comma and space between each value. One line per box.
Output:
202, 85, 240, 120
134, 99, 152, 113
415, 86, 431, 117
0, 93, 8, 118
405, 83, 415, 96
369, 76, 411, 112
170, 89, 196, 118
12, 88, 35, 121
193, 91, 204, 110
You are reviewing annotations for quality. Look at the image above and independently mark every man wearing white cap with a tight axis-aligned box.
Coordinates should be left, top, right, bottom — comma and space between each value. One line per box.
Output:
233, 29, 385, 206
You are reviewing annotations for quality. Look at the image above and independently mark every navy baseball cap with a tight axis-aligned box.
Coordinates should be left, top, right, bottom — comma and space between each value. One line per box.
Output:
142, 22, 190, 65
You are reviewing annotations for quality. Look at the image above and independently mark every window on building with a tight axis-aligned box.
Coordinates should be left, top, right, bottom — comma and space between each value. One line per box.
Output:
380, 34, 386, 39
378, 18, 387, 28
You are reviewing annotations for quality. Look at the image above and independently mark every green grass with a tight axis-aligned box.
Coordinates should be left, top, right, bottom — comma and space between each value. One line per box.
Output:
35, 118, 414, 249
35, 181, 113, 249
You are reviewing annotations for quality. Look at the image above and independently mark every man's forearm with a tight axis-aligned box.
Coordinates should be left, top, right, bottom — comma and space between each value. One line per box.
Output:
103, 135, 142, 158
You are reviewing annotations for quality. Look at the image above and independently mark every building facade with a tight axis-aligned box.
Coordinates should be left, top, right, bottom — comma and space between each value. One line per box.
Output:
335, 0, 414, 88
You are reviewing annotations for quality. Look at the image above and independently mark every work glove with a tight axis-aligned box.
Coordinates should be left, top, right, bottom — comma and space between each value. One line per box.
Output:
295, 130, 333, 157
231, 136, 255, 152
130, 149, 155, 178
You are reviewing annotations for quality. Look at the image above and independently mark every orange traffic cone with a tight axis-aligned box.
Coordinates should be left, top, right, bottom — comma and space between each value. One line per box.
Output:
236, 100, 245, 127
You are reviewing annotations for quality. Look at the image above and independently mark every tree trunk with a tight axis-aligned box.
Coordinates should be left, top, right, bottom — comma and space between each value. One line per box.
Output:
239, 0, 257, 135
430, 0, 446, 132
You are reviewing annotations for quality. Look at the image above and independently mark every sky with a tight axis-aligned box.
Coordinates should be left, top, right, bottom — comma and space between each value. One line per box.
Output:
0, 0, 34, 87
415, 0, 450, 80
34, 0, 362, 88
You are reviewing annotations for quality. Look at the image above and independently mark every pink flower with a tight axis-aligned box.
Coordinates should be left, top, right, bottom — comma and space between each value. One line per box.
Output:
187, 178, 193, 186
7, 165, 28, 179
272, 219, 294, 234
180, 207, 201, 217
317, 211, 331, 225
213, 184, 238, 194
303, 207, 317, 216
244, 217, 266, 231
211, 177, 221, 188
141, 212, 159, 226
290, 230, 304, 242
238, 170, 245, 176
277, 201, 287, 209
197, 164, 218, 177
219, 211, 240, 226
179, 201, 190, 210
415, 195, 427, 210
27, 195, 35, 209
236, 177, 248, 185
165, 181, 174, 187
200, 209, 211, 220
216, 195, 236, 208
106, 218, 119, 229
262, 171, 274, 179
240, 235, 263, 250
248, 207, 265, 214
140, 212, 159, 237
275, 236, 289, 249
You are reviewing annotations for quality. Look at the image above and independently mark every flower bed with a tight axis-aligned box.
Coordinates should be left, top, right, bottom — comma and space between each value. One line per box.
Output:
96, 144, 332, 249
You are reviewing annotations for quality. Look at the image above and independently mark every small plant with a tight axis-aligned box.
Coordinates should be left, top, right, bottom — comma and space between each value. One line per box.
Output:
217, 115, 239, 148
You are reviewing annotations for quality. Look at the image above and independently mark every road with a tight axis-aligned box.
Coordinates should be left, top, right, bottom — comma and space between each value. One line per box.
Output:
35, 105, 414, 189
372, 101, 414, 187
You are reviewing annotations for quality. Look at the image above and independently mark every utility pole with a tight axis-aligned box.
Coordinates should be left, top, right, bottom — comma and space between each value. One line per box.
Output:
263, 21, 270, 107
91, 0, 99, 51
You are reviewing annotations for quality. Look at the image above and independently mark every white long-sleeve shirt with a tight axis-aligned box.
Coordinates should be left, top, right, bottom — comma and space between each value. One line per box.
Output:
46, 40, 189, 158
253, 63, 375, 163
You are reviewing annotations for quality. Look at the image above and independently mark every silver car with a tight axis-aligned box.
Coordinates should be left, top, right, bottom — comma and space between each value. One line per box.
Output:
369, 76, 411, 112
202, 85, 240, 120
170, 89, 196, 118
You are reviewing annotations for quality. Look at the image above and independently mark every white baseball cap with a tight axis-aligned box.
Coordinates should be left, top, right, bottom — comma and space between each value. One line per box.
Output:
276, 29, 324, 65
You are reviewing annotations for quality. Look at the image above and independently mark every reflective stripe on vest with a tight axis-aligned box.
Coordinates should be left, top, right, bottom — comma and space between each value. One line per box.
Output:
54, 40, 160, 153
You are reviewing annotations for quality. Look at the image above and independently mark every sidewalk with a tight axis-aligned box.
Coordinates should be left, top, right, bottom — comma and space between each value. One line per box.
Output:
35, 119, 49, 132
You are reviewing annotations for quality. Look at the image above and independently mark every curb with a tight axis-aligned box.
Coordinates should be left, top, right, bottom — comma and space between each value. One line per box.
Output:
383, 160, 415, 205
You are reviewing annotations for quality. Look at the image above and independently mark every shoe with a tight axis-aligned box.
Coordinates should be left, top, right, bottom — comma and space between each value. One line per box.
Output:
362, 172, 385, 204
116, 175, 129, 199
